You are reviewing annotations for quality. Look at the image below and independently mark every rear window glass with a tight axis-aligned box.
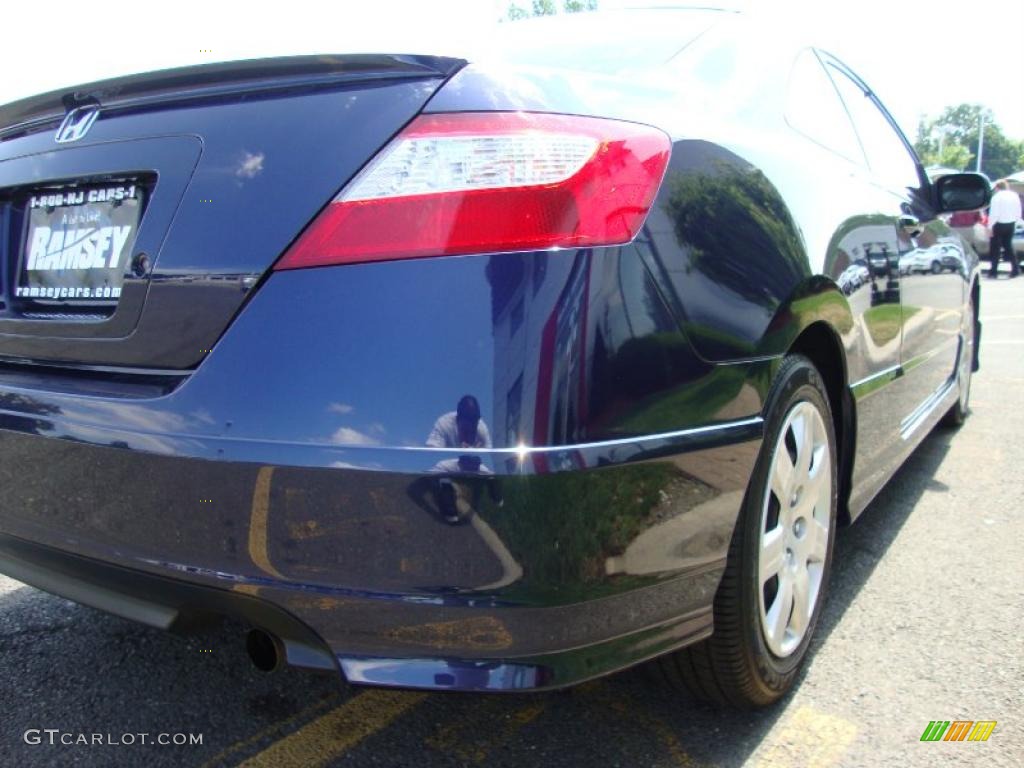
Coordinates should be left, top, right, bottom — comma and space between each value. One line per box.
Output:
786, 49, 865, 165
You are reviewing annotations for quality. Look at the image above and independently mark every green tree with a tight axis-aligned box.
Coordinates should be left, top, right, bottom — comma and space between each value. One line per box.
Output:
914, 132, 971, 171
507, 3, 530, 20
507, 0, 597, 20
934, 143, 972, 171
916, 104, 1024, 179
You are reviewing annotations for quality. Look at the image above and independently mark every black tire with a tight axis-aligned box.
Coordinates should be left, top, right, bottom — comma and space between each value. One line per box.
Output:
941, 290, 977, 428
652, 355, 838, 708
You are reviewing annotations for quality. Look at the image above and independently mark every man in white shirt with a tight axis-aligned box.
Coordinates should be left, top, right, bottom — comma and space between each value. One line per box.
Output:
426, 395, 496, 523
426, 395, 492, 451
987, 179, 1022, 278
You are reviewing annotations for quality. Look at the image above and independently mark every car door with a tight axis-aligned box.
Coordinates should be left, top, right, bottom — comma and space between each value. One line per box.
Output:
783, 50, 908, 509
824, 57, 965, 440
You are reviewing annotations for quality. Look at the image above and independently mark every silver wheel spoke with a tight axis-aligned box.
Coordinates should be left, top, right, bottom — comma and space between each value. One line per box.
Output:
790, 566, 810, 636
807, 517, 829, 564
767, 574, 793, 648
760, 527, 785, 584
804, 458, 828, 507
770, 448, 794, 505
794, 411, 814, 478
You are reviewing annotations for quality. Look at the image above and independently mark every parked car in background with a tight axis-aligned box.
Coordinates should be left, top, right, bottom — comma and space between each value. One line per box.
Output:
0, 7, 989, 709
837, 261, 871, 294
971, 218, 1024, 259
947, 207, 989, 255
899, 242, 962, 274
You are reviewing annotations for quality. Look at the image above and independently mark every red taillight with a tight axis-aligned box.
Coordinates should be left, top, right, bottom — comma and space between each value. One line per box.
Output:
274, 112, 671, 270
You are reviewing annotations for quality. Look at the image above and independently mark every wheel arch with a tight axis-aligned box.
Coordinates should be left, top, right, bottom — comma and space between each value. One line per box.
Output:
785, 319, 855, 527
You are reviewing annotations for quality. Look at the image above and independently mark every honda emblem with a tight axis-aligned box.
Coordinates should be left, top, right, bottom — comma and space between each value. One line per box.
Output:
55, 106, 99, 144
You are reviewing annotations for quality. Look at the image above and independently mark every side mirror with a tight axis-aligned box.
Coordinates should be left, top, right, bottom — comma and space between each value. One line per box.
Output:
935, 173, 991, 212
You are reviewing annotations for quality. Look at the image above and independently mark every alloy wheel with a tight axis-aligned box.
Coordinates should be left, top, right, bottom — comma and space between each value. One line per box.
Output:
758, 400, 831, 658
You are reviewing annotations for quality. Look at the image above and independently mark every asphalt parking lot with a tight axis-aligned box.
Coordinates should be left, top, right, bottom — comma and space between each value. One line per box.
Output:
1, 276, 1021, 768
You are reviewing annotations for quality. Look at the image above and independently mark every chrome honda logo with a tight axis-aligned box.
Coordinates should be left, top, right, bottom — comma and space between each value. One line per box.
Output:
55, 106, 99, 144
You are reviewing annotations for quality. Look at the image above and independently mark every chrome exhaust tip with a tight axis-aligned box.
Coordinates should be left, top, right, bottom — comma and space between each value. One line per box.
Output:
246, 627, 284, 672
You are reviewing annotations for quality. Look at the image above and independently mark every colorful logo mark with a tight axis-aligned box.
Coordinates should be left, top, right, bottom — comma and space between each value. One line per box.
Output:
920, 721, 997, 742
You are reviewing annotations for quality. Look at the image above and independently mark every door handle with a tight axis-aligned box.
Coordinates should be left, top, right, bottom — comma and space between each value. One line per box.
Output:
899, 214, 922, 238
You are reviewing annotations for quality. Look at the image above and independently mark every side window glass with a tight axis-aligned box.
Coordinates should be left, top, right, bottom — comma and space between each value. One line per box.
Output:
785, 49, 865, 165
826, 64, 921, 193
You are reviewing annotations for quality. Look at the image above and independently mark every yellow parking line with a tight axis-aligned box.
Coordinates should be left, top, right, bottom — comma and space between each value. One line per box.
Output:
608, 691, 700, 767
754, 706, 858, 768
199, 693, 340, 768
641, 713, 699, 767
581, 683, 700, 767
248, 466, 284, 579
469, 513, 524, 591
427, 700, 545, 763
238, 690, 426, 768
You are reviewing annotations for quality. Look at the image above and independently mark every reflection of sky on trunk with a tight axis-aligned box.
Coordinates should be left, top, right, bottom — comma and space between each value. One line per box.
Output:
8, 255, 496, 455
174, 256, 497, 450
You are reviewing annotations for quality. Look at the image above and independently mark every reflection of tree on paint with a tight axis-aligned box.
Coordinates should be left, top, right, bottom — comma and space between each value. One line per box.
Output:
479, 461, 682, 598
527, 254, 590, 474
663, 163, 807, 307
0, 393, 60, 437
583, 243, 741, 436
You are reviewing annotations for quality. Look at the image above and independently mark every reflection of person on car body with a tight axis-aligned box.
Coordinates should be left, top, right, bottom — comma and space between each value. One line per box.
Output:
427, 394, 492, 452
426, 395, 497, 524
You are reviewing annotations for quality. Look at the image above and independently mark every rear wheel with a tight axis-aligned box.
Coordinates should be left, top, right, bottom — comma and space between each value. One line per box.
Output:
652, 355, 837, 707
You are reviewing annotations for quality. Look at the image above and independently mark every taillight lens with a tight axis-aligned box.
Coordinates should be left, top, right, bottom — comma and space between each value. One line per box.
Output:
274, 111, 671, 270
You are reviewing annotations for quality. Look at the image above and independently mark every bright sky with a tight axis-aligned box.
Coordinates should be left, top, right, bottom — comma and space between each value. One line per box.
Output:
1, 0, 1021, 142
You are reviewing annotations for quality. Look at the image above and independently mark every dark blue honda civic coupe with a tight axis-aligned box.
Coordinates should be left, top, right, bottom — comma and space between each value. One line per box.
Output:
0, 7, 989, 708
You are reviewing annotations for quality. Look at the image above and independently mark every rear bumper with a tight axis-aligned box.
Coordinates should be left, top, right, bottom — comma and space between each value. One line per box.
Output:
0, 249, 768, 691
0, 530, 715, 692
0, 417, 761, 692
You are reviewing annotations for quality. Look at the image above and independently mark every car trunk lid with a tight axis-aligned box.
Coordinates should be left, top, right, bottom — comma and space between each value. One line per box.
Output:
0, 54, 462, 370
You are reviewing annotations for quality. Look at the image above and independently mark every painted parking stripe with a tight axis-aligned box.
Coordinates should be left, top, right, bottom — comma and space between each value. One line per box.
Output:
248, 466, 284, 579
238, 690, 426, 768
427, 699, 545, 763
609, 694, 700, 767
753, 706, 857, 768
199, 693, 341, 768
581, 683, 701, 767
469, 513, 523, 591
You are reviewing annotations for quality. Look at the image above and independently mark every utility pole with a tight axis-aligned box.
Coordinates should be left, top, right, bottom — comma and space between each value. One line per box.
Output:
937, 124, 950, 157
976, 113, 986, 174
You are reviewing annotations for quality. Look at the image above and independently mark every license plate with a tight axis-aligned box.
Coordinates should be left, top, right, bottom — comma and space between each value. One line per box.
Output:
16, 183, 142, 305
